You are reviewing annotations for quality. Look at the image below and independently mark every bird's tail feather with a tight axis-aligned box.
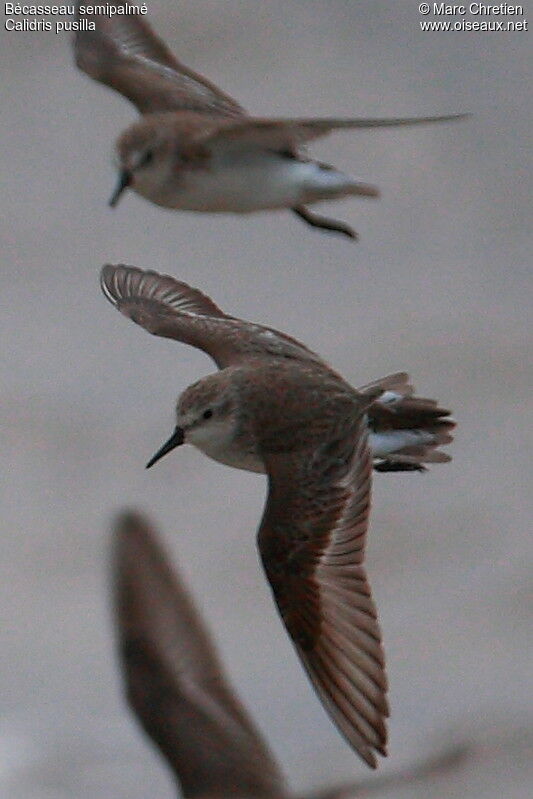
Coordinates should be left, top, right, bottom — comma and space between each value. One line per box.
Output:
359, 373, 455, 471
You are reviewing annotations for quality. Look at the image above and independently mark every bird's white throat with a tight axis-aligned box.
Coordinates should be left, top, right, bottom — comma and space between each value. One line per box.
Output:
186, 416, 264, 473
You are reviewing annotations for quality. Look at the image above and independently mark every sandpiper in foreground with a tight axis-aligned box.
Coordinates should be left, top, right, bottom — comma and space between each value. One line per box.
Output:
101, 263, 455, 767
74, 5, 467, 239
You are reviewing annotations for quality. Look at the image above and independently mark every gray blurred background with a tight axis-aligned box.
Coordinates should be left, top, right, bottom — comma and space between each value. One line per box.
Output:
1, 1, 531, 796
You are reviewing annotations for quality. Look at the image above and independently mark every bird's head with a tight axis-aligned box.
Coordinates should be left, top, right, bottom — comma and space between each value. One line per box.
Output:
110, 115, 180, 206
146, 374, 238, 469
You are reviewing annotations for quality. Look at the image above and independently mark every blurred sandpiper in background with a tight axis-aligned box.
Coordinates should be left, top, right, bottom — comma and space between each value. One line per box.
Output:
1, 1, 531, 797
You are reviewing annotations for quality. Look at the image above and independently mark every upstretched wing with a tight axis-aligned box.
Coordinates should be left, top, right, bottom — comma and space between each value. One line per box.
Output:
100, 264, 323, 369
257, 416, 388, 769
113, 511, 285, 798
74, 5, 243, 116
199, 113, 469, 151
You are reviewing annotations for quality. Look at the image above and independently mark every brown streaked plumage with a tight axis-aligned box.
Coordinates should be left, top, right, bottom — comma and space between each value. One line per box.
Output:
113, 510, 471, 793
74, 5, 468, 238
101, 264, 456, 767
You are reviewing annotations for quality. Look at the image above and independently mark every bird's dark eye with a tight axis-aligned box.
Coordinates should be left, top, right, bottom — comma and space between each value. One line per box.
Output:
202, 409, 213, 420
140, 150, 154, 167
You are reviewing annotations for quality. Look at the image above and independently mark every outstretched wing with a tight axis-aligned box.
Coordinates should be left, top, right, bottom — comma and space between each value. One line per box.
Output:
258, 416, 388, 769
74, 5, 243, 116
100, 264, 323, 369
200, 113, 469, 151
113, 511, 285, 798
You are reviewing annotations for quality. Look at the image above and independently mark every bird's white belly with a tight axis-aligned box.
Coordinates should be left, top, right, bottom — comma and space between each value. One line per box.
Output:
177, 153, 312, 212
141, 152, 354, 213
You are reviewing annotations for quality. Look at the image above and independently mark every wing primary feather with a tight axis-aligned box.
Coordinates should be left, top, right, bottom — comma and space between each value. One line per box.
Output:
259, 418, 388, 767
74, 5, 244, 116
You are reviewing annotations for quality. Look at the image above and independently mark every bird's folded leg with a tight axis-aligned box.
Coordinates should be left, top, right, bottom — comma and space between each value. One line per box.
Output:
292, 206, 357, 240
374, 460, 427, 473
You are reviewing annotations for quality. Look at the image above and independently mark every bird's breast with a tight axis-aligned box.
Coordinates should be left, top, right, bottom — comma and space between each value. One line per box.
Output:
196, 437, 266, 473
187, 420, 265, 473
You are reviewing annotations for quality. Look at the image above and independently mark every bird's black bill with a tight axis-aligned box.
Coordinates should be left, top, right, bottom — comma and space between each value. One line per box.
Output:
109, 170, 131, 207
146, 427, 184, 469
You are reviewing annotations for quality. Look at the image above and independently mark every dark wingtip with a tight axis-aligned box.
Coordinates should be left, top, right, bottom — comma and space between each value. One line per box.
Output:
113, 509, 148, 533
